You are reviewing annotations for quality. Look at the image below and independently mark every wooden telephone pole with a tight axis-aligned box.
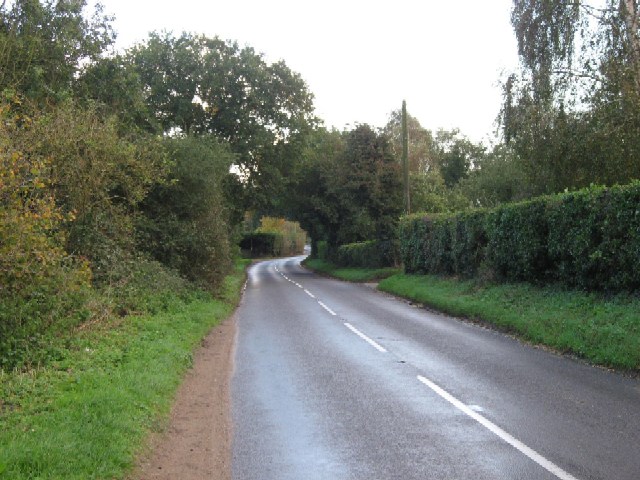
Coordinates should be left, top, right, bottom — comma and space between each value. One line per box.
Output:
402, 100, 410, 214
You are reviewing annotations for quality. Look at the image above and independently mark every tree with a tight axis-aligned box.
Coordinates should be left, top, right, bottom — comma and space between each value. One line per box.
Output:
433, 129, 485, 188
137, 135, 236, 290
73, 54, 157, 133
457, 144, 531, 208
289, 127, 345, 254
13, 100, 168, 284
383, 107, 436, 174
0, 0, 115, 103
503, 0, 640, 194
290, 125, 402, 255
127, 32, 317, 209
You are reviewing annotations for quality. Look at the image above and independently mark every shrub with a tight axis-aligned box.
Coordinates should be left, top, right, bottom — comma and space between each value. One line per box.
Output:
315, 240, 330, 260
139, 136, 233, 291
335, 240, 398, 268
546, 183, 640, 291
485, 198, 550, 282
239, 232, 280, 257
449, 210, 488, 277
399, 181, 640, 293
0, 102, 93, 369
256, 217, 306, 256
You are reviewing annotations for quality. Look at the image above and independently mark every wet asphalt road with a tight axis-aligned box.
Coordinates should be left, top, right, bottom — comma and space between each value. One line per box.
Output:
231, 257, 640, 480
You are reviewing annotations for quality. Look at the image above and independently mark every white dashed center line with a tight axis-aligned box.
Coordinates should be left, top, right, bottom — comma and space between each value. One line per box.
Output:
344, 323, 387, 353
417, 375, 580, 480
318, 301, 337, 316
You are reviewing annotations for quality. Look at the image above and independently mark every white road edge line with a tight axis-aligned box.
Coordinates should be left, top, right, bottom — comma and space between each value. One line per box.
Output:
344, 323, 387, 353
317, 301, 337, 316
304, 289, 316, 299
416, 375, 580, 480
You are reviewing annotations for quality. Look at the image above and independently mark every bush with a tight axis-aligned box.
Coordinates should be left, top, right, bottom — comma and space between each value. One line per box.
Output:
485, 198, 550, 282
239, 232, 280, 257
335, 240, 398, 268
399, 181, 640, 293
139, 136, 233, 291
0, 101, 93, 369
256, 217, 306, 256
546, 184, 640, 291
449, 210, 488, 277
315, 240, 330, 260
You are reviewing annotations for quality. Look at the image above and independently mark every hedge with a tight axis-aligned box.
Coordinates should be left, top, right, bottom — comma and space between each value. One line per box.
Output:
399, 182, 640, 292
239, 233, 280, 257
335, 240, 398, 268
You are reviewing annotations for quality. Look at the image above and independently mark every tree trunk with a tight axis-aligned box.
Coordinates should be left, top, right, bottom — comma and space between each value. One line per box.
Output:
620, 0, 640, 94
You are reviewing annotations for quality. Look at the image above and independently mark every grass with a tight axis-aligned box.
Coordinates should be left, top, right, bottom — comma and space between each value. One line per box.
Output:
379, 274, 640, 371
0, 259, 249, 480
303, 258, 400, 282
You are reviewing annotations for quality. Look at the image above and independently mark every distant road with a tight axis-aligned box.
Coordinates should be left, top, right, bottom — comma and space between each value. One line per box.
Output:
232, 257, 640, 480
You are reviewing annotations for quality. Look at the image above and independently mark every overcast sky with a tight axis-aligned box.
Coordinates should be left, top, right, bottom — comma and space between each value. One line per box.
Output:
93, 0, 520, 143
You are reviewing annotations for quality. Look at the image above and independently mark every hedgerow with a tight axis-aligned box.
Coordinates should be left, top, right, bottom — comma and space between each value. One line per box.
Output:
335, 240, 398, 268
399, 181, 640, 292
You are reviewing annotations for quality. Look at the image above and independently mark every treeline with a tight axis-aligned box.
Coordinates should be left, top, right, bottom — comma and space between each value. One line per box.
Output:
302, 1, 640, 282
0, 0, 315, 369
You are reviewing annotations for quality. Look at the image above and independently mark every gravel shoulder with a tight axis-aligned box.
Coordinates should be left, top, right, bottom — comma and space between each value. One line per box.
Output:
130, 315, 236, 480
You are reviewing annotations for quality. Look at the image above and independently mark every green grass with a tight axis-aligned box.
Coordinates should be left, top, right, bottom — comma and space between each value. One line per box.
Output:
0, 259, 249, 480
303, 258, 400, 282
379, 274, 640, 370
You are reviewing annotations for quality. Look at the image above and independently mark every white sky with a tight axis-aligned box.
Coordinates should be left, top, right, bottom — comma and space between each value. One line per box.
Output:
93, 0, 520, 143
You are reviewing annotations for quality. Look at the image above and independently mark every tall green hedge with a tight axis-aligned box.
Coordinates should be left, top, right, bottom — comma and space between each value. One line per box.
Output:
399, 182, 640, 292
335, 240, 398, 268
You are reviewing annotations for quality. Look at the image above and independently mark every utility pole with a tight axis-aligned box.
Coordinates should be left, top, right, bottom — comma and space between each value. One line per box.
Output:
401, 100, 410, 214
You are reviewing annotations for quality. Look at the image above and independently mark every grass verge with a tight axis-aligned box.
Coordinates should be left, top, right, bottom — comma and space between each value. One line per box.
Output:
0, 259, 249, 480
379, 274, 640, 371
303, 258, 400, 282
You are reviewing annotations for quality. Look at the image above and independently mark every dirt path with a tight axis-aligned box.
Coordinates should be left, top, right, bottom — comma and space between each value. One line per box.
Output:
131, 315, 236, 480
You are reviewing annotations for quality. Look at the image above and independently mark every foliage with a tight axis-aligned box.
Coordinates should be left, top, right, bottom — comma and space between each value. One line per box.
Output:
502, 0, 640, 195
433, 129, 485, 188
138, 135, 235, 291
127, 31, 316, 210
399, 181, 640, 293
288, 127, 345, 254
0, 260, 247, 480
383, 107, 436, 174
239, 232, 280, 257
303, 258, 400, 283
0, 0, 115, 103
73, 54, 157, 133
11, 100, 169, 285
335, 240, 398, 268
379, 273, 640, 369
485, 197, 549, 281
456, 144, 531, 208
290, 125, 402, 255
256, 216, 307, 256
240, 216, 307, 257
0, 100, 92, 369
546, 184, 640, 291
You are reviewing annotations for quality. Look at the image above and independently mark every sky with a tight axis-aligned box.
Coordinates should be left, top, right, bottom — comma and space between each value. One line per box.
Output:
92, 0, 521, 143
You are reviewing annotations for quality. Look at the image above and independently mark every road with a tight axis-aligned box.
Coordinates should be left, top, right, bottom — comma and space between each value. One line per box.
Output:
231, 257, 640, 480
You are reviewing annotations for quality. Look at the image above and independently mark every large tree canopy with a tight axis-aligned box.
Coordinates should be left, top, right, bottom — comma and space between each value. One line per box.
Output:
0, 0, 115, 102
502, 0, 640, 194
126, 31, 317, 211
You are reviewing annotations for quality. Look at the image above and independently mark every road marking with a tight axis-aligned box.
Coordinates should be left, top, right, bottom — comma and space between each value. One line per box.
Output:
318, 301, 337, 316
344, 323, 387, 353
304, 289, 316, 299
416, 375, 580, 480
